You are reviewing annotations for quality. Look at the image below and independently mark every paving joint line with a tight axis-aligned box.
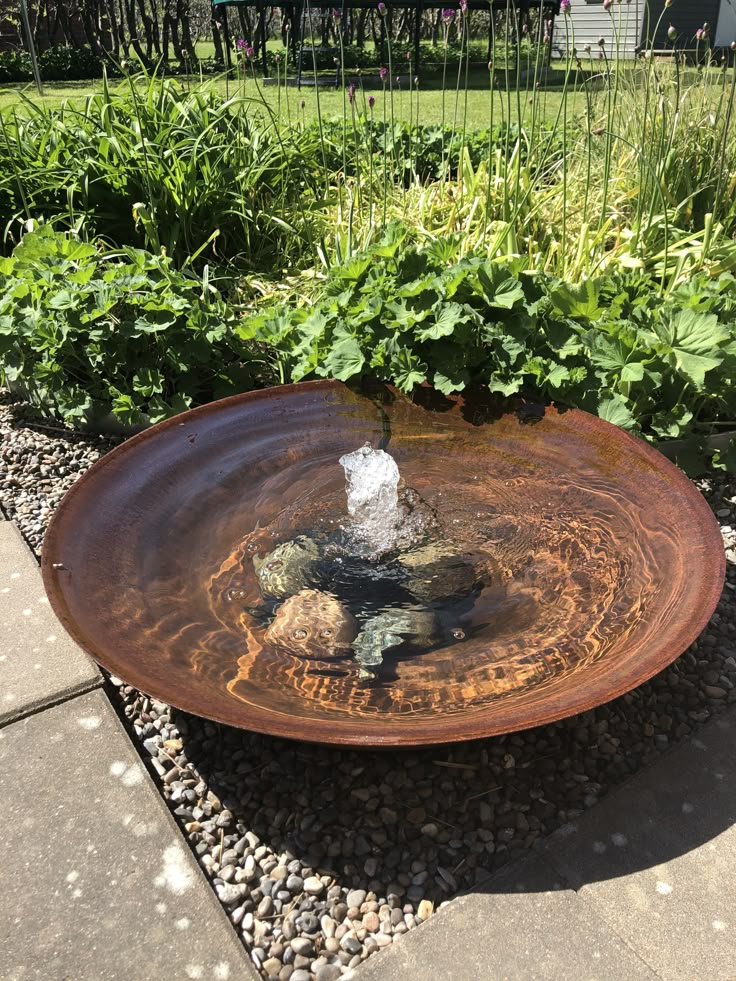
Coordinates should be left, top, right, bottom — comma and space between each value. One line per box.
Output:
0, 676, 104, 731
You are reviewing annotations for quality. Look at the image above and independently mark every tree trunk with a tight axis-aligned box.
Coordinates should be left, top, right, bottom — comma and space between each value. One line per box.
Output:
115, 0, 130, 56
356, 9, 367, 47
124, 0, 151, 65
177, 0, 196, 63
210, 8, 224, 63
79, 0, 106, 56
146, 0, 161, 57
134, 0, 154, 59
431, 9, 441, 45
102, 0, 121, 56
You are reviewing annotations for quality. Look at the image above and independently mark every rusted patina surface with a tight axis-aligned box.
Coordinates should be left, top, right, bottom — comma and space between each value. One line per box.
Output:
41, 381, 725, 746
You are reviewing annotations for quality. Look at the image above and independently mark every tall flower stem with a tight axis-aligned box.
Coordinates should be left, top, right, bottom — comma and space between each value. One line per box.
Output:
440, 18, 450, 181
483, 25, 497, 249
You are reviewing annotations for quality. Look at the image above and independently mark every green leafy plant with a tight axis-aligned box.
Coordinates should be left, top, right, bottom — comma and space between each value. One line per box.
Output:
238, 232, 736, 471
0, 76, 331, 271
0, 225, 268, 426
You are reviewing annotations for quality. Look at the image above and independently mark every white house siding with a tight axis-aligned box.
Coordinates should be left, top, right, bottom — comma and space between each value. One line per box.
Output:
716, 0, 736, 45
553, 0, 644, 58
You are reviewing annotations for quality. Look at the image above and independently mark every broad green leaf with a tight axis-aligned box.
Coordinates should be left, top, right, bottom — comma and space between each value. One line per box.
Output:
416, 303, 467, 341
585, 331, 634, 372
654, 310, 729, 387
324, 336, 365, 381
545, 363, 571, 388
549, 280, 601, 319
475, 262, 525, 309
673, 351, 722, 389
370, 222, 408, 258
597, 395, 636, 430
48, 289, 78, 310
488, 375, 523, 396
133, 367, 165, 397
620, 362, 645, 383
384, 300, 428, 330
332, 255, 372, 282
434, 368, 469, 394
390, 348, 427, 392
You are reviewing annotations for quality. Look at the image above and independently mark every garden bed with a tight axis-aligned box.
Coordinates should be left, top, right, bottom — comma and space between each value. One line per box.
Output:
2, 389, 735, 980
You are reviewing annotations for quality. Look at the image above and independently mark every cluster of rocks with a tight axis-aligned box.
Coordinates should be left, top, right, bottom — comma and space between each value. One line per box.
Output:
2, 392, 736, 981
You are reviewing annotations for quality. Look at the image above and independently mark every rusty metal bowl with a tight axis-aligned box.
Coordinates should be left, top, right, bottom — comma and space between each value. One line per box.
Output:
41, 381, 724, 747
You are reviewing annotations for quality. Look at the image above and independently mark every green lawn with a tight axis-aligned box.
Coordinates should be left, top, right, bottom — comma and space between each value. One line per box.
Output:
0, 68, 585, 130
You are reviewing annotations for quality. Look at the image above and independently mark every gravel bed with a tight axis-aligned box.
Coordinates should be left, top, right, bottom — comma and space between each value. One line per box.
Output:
3, 391, 736, 981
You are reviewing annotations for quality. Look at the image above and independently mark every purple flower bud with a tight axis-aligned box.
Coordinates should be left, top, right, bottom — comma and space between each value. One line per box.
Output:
395, 75, 400, 83
584, 43, 591, 52
560, 0, 571, 15
597, 35, 605, 46
246, 44, 254, 58
460, 0, 468, 12
664, 0, 672, 6
348, 82, 356, 102
696, 27, 703, 39
368, 94, 376, 108
236, 37, 246, 50
379, 66, 388, 81
442, 7, 455, 21
603, 0, 611, 10
332, 7, 341, 20
667, 23, 676, 41
543, 32, 550, 43
377, 1, 386, 14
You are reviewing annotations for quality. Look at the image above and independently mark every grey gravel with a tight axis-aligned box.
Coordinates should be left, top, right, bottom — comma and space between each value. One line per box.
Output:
3, 390, 736, 981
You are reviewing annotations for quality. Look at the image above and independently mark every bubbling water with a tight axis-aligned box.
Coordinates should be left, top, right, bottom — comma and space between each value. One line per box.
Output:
338, 442, 431, 558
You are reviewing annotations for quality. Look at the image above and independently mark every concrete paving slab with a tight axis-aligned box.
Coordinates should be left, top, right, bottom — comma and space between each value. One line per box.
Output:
0, 688, 258, 981
355, 854, 658, 981
0, 519, 100, 726
541, 705, 736, 981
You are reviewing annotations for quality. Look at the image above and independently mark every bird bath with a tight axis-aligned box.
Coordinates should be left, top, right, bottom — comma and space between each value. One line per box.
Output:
42, 381, 724, 747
